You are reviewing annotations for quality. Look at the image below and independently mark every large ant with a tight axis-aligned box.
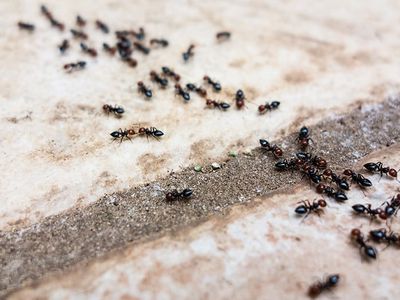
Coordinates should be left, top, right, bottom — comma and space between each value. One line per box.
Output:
41, 5, 65, 31
80, 42, 97, 57
364, 162, 398, 180
18, 22, 35, 31
186, 83, 207, 98
165, 188, 193, 201
369, 228, 400, 248
95, 20, 109, 33
175, 84, 190, 101
275, 158, 302, 171
297, 126, 312, 149
295, 199, 326, 220
322, 169, 349, 191
111, 126, 164, 143
150, 71, 168, 88
259, 139, 283, 158
216, 31, 231, 42
134, 42, 150, 55
70, 29, 88, 40
343, 169, 372, 188
382, 193, 400, 218
182, 44, 195, 61
162, 67, 180, 82
258, 101, 280, 114
58, 39, 69, 54
235, 89, 246, 109
316, 183, 347, 202
64, 61, 86, 73
110, 128, 134, 143
350, 228, 377, 259
150, 38, 169, 47
76, 15, 86, 27
103, 43, 116, 55
103, 104, 124, 117
303, 166, 322, 184
203, 76, 221, 92
352, 204, 386, 220
137, 81, 152, 98
206, 99, 230, 110
308, 274, 340, 298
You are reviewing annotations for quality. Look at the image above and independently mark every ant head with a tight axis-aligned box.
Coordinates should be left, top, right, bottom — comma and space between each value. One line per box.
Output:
351, 228, 362, 238
379, 211, 388, 220
389, 168, 397, 177
137, 81, 143, 86
127, 129, 135, 135
343, 169, 353, 176
203, 75, 209, 81
150, 71, 156, 76
323, 169, 332, 176
258, 104, 265, 112
206, 99, 213, 105
138, 127, 146, 134
175, 83, 181, 89
316, 183, 326, 194
318, 199, 327, 207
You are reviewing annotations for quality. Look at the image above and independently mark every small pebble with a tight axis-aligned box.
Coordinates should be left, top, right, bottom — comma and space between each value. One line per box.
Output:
211, 162, 221, 170
228, 150, 238, 157
243, 148, 252, 156
194, 165, 202, 172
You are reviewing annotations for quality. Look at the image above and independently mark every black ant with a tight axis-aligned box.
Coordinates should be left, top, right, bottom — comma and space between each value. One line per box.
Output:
206, 99, 230, 110
369, 228, 400, 248
58, 39, 69, 54
41, 5, 65, 31
203, 76, 221, 92
150, 38, 169, 47
76, 15, 86, 27
64, 61, 86, 73
103, 104, 124, 117
182, 44, 195, 61
186, 83, 207, 98
165, 188, 193, 201
382, 193, 400, 218
352, 204, 387, 220
350, 228, 377, 260
297, 126, 312, 149
70, 29, 88, 40
259, 139, 283, 158
308, 274, 340, 298
150, 71, 168, 88
275, 158, 300, 171
175, 84, 190, 101
364, 162, 398, 180
235, 89, 245, 109
258, 101, 280, 114
322, 169, 349, 190
295, 199, 326, 220
343, 169, 372, 188
80, 43, 97, 57
110, 128, 134, 143
111, 126, 164, 143
137, 82, 152, 98
162, 67, 180, 82
316, 183, 348, 202
95, 20, 109, 33
133, 42, 150, 55
17, 22, 35, 31
117, 37, 133, 59
103, 43, 116, 55
303, 166, 322, 184
216, 31, 231, 41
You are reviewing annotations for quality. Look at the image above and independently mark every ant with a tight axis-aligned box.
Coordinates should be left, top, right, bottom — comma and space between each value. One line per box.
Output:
203, 76, 221, 92
124, 57, 138, 68
165, 188, 193, 201
133, 42, 150, 55
41, 5, 65, 31
182, 44, 195, 61
111, 126, 164, 143
343, 169, 372, 188
117, 38, 133, 59
364, 162, 398, 180
258, 101, 280, 114
103, 43, 116, 55
303, 166, 322, 184
162, 67, 180, 82
369, 228, 400, 248
80, 43, 97, 57
295, 199, 326, 220
382, 193, 400, 218
175, 84, 190, 101
96, 20, 109, 33
352, 204, 387, 220
206, 99, 230, 110
308, 274, 340, 298
150, 38, 169, 47
275, 158, 301, 171
131, 27, 145, 40
64, 61, 86, 73
259, 139, 283, 158
316, 183, 348, 202
216, 31, 231, 41
350, 228, 377, 260
70, 29, 88, 40
137, 82, 152, 98
110, 128, 134, 143
322, 169, 349, 190
186, 83, 207, 98
17, 22, 35, 31
150, 71, 168, 88
58, 39, 69, 54
235, 89, 246, 109
76, 15, 86, 27
297, 126, 312, 149
103, 104, 124, 117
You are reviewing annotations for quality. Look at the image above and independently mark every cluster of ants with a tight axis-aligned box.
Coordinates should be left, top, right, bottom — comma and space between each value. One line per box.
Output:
260, 126, 399, 297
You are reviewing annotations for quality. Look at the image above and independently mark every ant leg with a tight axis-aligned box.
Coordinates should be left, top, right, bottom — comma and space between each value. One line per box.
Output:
300, 211, 311, 224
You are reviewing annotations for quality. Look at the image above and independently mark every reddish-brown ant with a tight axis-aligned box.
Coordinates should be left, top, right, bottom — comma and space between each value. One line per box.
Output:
206, 99, 230, 110
58, 39, 69, 54
350, 228, 377, 260
308, 274, 340, 298
103, 104, 124, 117
80, 42, 97, 57
182, 44, 195, 61
316, 183, 347, 202
186, 83, 207, 98
369, 228, 400, 248
96, 20, 109, 33
297, 126, 312, 148
64, 61, 86, 73
134, 42, 150, 55
150, 71, 168, 88
343, 169, 372, 188
165, 188, 193, 201
17, 22, 35, 31
175, 84, 190, 102
124, 57, 137, 68
235, 89, 245, 109
162, 67, 180, 82
259, 139, 283, 158
41, 5, 64, 31
70, 29, 88, 40
295, 199, 326, 221
364, 162, 398, 180
258, 101, 280, 114
103, 43, 116, 55
150, 38, 169, 47
216, 31, 231, 41
203, 76, 221, 92
352, 204, 387, 220
137, 81, 152, 98
76, 15, 86, 27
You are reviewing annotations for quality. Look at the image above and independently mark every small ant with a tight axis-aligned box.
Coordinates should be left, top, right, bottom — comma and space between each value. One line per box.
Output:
58, 39, 69, 54
364, 162, 398, 180
275, 158, 300, 171
369, 228, 400, 248
76, 15, 86, 27
110, 128, 134, 143
175, 84, 190, 101
17, 22, 35, 31
203, 76, 221, 92
258, 101, 280, 114
124, 57, 138, 68
352, 204, 386, 220
186, 83, 207, 98
259, 139, 283, 158
295, 199, 326, 220
235, 89, 245, 109
103, 43, 116, 55
150, 71, 168, 88
206, 99, 230, 110
96, 20, 109, 33
322, 169, 349, 190
382, 193, 400, 218
162, 67, 180, 82
303, 166, 322, 184
343, 169, 372, 188
70, 29, 88, 40
103, 104, 124, 117
182, 44, 195, 61
165, 188, 193, 201
350, 228, 377, 260
80, 42, 97, 57
132, 27, 145, 40
297, 126, 312, 149
111, 126, 164, 143
41, 5, 65, 31
64, 61, 86, 73
316, 183, 348, 202
133, 42, 150, 55
308, 274, 340, 298
150, 38, 169, 47
216, 31, 231, 41
137, 81, 152, 98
